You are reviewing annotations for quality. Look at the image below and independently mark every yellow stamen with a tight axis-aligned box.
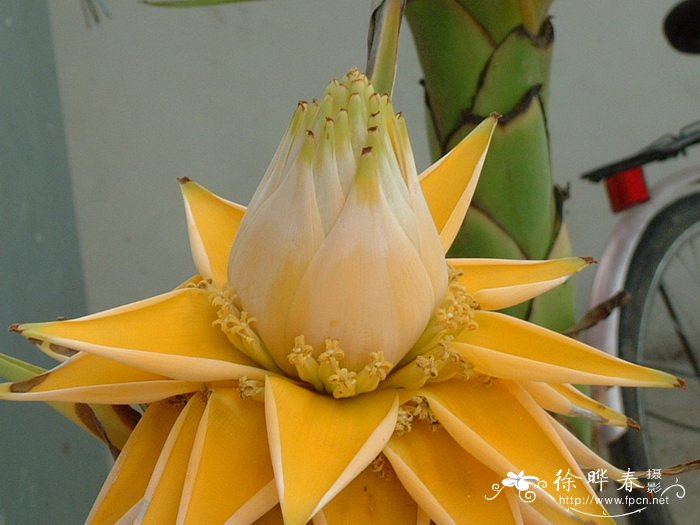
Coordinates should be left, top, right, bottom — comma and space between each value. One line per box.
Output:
369, 453, 395, 479
317, 338, 346, 391
410, 396, 439, 430
355, 351, 393, 394
237, 377, 265, 402
394, 396, 440, 436
382, 358, 434, 390
317, 339, 359, 399
287, 335, 324, 392
328, 368, 358, 399
401, 269, 478, 366
424, 341, 472, 383
395, 406, 414, 435
285, 338, 395, 398
203, 282, 279, 372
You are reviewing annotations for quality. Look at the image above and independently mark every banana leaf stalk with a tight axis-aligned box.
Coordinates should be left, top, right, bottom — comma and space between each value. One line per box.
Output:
406, 0, 573, 331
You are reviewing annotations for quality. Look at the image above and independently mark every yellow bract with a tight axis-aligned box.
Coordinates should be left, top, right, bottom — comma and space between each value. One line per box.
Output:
87, 400, 182, 525
419, 115, 497, 251
450, 256, 592, 310
265, 376, 399, 525
385, 422, 519, 523
180, 178, 246, 286
180, 388, 276, 524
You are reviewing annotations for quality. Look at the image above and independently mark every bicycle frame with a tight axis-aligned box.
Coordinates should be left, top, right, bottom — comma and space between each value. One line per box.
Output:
586, 166, 700, 445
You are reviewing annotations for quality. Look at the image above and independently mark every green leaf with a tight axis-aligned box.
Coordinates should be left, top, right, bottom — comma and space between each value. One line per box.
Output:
0, 353, 44, 382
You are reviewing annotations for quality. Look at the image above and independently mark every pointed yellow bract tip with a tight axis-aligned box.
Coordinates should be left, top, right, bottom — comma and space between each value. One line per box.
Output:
180, 179, 246, 286
419, 116, 498, 252
265, 376, 399, 525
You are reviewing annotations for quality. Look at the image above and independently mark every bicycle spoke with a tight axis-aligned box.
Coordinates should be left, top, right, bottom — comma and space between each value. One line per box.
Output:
675, 239, 700, 287
645, 410, 700, 433
690, 232, 700, 276
637, 360, 698, 379
658, 282, 700, 378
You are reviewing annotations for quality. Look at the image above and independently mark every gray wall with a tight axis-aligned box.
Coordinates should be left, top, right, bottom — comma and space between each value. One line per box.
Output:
0, 2, 109, 524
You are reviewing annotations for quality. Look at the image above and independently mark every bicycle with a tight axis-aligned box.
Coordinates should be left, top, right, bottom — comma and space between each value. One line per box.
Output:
582, 120, 700, 524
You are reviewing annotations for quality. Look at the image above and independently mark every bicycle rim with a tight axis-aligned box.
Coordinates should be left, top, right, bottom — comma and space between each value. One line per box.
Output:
611, 192, 700, 524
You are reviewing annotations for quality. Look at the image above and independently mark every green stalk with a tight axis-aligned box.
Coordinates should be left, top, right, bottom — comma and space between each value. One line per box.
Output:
406, 0, 573, 333
366, 0, 406, 95
406, 0, 590, 442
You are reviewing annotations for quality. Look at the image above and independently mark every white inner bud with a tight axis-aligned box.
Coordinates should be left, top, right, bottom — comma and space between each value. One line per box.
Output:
228, 69, 448, 378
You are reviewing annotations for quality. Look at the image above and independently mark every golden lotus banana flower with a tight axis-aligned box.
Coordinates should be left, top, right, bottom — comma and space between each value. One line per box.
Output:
0, 69, 684, 524
229, 71, 446, 380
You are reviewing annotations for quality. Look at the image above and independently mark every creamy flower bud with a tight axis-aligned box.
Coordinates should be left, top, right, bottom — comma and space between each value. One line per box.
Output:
228, 69, 448, 375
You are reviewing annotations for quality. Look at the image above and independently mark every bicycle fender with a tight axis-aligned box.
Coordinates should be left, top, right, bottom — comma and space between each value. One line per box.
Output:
586, 167, 700, 444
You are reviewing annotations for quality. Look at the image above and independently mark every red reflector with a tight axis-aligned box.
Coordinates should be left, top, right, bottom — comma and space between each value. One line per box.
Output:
605, 166, 650, 212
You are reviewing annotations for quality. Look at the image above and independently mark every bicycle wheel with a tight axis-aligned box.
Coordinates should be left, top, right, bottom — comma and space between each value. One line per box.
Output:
609, 191, 700, 524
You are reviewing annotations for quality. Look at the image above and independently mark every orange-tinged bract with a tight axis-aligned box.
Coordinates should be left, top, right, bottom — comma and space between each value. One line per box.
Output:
0, 70, 683, 524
